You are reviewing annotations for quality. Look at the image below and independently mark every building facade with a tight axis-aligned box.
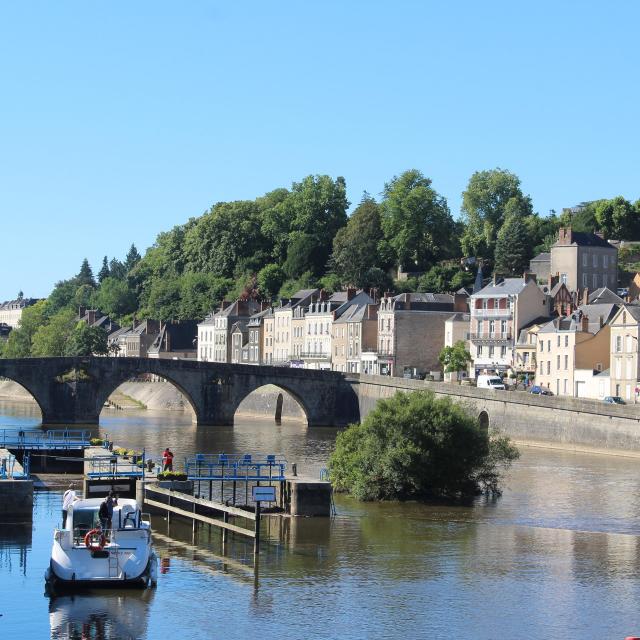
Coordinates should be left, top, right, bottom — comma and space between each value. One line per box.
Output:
609, 305, 640, 401
0, 297, 40, 328
550, 227, 618, 293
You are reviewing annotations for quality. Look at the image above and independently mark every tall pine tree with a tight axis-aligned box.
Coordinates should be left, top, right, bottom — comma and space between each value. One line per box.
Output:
76, 258, 96, 287
494, 214, 531, 276
97, 256, 110, 283
124, 244, 142, 272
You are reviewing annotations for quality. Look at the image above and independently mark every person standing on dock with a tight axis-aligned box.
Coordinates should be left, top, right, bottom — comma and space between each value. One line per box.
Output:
62, 483, 78, 528
162, 448, 174, 472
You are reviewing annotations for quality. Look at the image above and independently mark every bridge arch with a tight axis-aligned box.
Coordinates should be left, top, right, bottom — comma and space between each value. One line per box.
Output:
0, 375, 44, 420
233, 383, 309, 425
94, 370, 200, 424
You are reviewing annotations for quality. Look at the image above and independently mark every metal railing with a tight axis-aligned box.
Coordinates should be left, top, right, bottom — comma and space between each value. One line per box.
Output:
0, 429, 90, 449
87, 452, 146, 478
469, 332, 513, 341
470, 308, 513, 317
0, 452, 29, 479
185, 453, 287, 481
300, 351, 330, 359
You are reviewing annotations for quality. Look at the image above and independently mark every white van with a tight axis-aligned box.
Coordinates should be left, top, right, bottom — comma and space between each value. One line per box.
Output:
476, 375, 506, 390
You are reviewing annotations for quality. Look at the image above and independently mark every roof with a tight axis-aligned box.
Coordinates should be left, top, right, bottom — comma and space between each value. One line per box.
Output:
200, 300, 262, 323
552, 231, 615, 249
446, 312, 470, 323
0, 297, 40, 311
531, 252, 551, 262
472, 278, 529, 297
334, 302, 377, 324
587, 287, 623, 305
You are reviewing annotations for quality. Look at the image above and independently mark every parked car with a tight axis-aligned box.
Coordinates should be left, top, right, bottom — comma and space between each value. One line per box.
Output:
603, 396, 626, 405
476, 375, 506, 390
530, 385, 553, 396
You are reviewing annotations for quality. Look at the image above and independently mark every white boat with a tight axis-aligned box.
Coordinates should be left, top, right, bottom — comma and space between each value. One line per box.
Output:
45, 497, 157, 588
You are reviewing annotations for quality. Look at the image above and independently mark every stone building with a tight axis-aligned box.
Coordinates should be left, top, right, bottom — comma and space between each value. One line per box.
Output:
197, 300, 263, 363
147, 320, 198, 360
550, 227, 618, 292
272, 289, 320, 364
302, 290, 373, 370
376, 292, 465, 377
244, 307, 271, 365
230, 321, 249, 364
529, 252, 551, 283
470, 276, 549, 377
112, 319, 161, 358
0, 297, 40, 328
331, 302, 378, 373
609, 305, 640, 401
536, 307, 612, 397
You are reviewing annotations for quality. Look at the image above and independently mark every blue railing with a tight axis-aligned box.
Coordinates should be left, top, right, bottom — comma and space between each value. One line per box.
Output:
0, 429, 90, 449
86, 451, 146, 479
185, 453, 287, 482
0, 452, 29, 479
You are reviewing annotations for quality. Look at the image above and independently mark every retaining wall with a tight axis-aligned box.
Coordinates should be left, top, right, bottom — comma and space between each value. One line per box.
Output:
352, 374, 640, 457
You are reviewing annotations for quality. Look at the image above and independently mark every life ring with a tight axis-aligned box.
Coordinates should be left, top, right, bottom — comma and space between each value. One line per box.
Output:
84, 529, 106, 551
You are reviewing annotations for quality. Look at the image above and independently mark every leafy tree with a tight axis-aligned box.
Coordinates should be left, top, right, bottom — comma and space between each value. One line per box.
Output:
439, 341, 472, 379
1, 300, 47, 357
460, 169, 532, 258
284, 232, 328, 279
179, 272, 234, 319
76, 258, 96, 287
418, 263, 474, 293
558, 201, 602, 233
494, 212, 532, 275
257, 264, 285, 301
65, 324, 108, 356
73, 284, 95, 310
143, 275, 182, 321
97, 256, 110, 283
91, 277, 137, 319
184, 201, 270, 278
595, 196, 640, 240
46, 279, 78, 315
278, 271, 317, 299
360, 267, 393, 294
329, 390, 519, 501
331, 194, 386, 287
124, 244, 142, 272
380, 169, 456, 272
31, 308, 78, 357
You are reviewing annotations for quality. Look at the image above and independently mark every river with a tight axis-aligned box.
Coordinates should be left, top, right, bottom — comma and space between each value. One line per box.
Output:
1, 398, 640, 639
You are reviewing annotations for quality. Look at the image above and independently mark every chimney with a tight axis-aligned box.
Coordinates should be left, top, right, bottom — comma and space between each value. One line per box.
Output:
319, 289, 329, 302
260, 301, 270, 311
346, 287, 357, 301
492, 273, 498, 286
87, 310, 96, 325
558, 227, 572, 245
524, 272, 537, 284
581, 314, 589, 333
221, 300, 232, 310
453, 292, 468, 312
582, 288, 589, 306
78, 306, 86, 319
366, 303, 378, 320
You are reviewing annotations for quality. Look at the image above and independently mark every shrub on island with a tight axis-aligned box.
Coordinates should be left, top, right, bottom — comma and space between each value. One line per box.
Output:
329, 390, 519, 501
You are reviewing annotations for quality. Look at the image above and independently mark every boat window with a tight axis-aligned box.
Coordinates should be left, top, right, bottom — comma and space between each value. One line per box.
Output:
71, 507, 99, 541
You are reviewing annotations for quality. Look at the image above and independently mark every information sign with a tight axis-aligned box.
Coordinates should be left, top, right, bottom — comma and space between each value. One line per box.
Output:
251, 485, 276, 503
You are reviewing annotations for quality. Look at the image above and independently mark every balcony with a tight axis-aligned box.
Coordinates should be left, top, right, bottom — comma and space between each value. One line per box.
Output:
469, 332, 513, 343
300, 351, 331, 360
470, 307, 513, 317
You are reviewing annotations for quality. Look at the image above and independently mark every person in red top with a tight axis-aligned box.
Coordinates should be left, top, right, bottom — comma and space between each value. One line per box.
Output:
162, 447, 174, 472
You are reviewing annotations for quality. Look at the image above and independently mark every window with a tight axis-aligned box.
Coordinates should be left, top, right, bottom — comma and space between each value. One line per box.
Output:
604, 255, 609, 268
582, 253, 588, 267
500, 346, 506, 358
547, 340, 551, 351
563, 379, 567, 394
593, 274, 598, 289
540, 341, 544, 352
561, 273, 568, 285
583, 274, 588, 288
557, 336, 560, 347
564, 355, 568, 370
477, 346, 483, 357
556, 355, 560, 369
564, 335, 568, 347
488, 346, 494, 357
593, 254, 598, 268
615, 336, 622, 353
539, 361, 543, 374
547, 361, 551, 374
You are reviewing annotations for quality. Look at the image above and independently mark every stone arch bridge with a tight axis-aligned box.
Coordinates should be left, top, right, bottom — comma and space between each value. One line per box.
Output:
0, 357, 360, 427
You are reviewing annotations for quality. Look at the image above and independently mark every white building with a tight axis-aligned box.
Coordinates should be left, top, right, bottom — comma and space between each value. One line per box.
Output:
0, 297, 40, 328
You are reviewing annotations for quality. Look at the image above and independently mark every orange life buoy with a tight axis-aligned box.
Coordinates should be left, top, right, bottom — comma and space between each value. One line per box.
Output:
84, 528, 106, 551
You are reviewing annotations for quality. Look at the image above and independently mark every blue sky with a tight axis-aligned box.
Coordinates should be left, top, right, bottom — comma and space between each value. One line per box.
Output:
1, 1, 639, 300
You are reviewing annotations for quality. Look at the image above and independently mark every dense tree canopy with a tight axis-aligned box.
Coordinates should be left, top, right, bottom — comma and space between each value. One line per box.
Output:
329, 390, 519, 501
380, 170, 456, 272
461, 169, 532, 258
494, 213, 532, 275
594, 196, 640, 240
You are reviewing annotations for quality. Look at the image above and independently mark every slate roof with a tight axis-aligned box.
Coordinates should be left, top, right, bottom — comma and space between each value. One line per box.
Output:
587, 287, 623, 304
552, 231, 614, 248
531, 252, 551, 262
473, 278, 529, 297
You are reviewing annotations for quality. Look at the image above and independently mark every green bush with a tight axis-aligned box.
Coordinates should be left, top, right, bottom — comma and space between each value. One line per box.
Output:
90, 438, 104, 446
157, 471, 187, 481
329, 390, 519, 501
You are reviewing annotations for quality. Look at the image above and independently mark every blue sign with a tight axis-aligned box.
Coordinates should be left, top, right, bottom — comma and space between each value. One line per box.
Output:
252, 486, 276, 503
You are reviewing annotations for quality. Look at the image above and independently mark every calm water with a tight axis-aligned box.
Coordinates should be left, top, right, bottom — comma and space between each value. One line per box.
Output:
1, 399, 640, 639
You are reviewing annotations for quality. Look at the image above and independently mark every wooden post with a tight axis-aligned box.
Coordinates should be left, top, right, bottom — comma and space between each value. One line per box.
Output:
222, 511, 228, 549
192, 500, 197, 541
254, 501, 261, 556
232, 480, 236, 506
167, 492, 171, 526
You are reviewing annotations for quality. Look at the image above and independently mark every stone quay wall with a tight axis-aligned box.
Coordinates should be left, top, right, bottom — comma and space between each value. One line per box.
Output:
351, 374, 640, 457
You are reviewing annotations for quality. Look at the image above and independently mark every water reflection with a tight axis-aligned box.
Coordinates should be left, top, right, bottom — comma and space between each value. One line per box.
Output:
49, 591, 154, 640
